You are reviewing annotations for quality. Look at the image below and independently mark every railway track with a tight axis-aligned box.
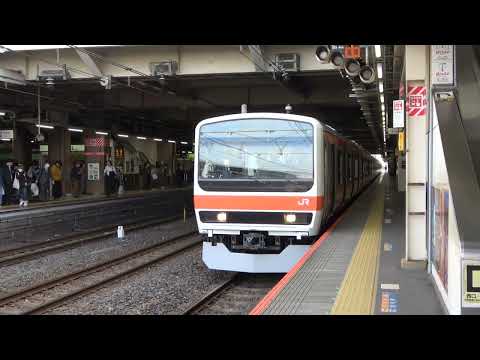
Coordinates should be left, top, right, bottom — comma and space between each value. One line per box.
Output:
184, 273, 282, 315
0, 232, 201, 315
0, 213, 193, 268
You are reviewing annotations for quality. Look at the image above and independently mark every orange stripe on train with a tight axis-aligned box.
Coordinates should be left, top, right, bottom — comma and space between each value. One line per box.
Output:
194, 195, 324, 211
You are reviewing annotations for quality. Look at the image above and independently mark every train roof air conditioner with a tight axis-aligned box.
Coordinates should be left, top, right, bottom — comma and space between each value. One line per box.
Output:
38, 68, 70, 81
274, 53, 300, 72
150, 61, 178, 77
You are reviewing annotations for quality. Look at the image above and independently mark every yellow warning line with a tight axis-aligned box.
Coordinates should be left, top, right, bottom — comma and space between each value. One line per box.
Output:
330, 185, 384, 315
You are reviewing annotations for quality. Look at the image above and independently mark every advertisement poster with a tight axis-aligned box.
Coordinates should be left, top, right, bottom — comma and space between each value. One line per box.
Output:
88, 163, 100, 181
432, 186, 449, 292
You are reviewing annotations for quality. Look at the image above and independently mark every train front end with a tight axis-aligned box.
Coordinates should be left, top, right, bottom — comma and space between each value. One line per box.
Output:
194, 113, 323, 273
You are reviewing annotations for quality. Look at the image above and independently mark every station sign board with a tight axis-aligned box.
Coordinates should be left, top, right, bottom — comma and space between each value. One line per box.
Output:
462, 260, 480, 308
388, 128, 401, 135
0, 129, 14, 139
393, 100, 404, 128
71, 144, 85, 152
431, 45, 455, 86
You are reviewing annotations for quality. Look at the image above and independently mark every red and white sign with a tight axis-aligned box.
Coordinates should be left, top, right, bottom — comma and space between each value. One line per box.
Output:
406, 86, 427, 117
393, 100, 404, 128
85, 137, 105, 147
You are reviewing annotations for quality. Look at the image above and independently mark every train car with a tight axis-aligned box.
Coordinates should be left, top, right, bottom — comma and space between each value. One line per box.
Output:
194, 112, 381, 273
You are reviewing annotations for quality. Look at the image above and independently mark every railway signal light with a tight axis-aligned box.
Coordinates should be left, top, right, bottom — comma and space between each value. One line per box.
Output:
330, 50, 345, 68
315, 45, 331, 63
359, 65, 376, 84
344, 58, 362, 77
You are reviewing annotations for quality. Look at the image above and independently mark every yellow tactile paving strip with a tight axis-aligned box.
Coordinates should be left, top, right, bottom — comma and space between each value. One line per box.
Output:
330, 184, 384, 315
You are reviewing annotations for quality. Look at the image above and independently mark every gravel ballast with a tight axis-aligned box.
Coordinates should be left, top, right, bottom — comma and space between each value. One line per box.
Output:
50, 246, 235, 315
0, 217, 198, 298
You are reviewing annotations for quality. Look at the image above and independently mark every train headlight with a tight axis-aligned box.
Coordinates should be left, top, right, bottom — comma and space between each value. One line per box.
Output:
284, 214, 297, 224
216, 212, 227, 222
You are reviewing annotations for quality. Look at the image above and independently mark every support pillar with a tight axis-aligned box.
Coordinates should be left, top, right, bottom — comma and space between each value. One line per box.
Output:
404, 45, 429, 262
47, 127, 71, 195
84, 129, 106, 195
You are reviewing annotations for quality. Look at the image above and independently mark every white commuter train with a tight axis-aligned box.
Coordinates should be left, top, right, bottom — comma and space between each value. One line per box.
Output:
194, 112, 380, 273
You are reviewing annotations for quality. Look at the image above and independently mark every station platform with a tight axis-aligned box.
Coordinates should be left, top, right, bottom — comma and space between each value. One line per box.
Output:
250, 174, 445, 315
0, 185, 191, 214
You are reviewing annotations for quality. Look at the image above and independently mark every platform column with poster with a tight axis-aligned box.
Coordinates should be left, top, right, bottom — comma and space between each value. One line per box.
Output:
84, 130, 106, 195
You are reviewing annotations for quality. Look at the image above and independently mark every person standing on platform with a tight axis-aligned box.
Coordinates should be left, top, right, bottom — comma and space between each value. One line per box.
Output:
50, 161, 63, 200
15, 164, 30, 207
38, 161, 51, 202
3, 160, 14, 205
80, 161, 87, 195
27, 160, 40, 184
70, 161, 82, 198
104, 160, 117, 196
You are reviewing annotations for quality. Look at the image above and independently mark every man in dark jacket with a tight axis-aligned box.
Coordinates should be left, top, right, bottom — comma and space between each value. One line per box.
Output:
1, 160, 14, 205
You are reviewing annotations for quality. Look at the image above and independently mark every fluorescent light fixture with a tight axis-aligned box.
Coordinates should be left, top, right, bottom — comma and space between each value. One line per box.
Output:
180, 141, 188, 145
1, 139, 10, 141
68, 128, 83, 133
379, 81, 384, 93
381, 104, 385, 112
96, 131, 108, 135
167, 90, 176, 96
377, 63, 383, 79
0, 112, 5, 116
168, 140, 176, 143
118, 134, 129, 138
380, 94, 384, 104
136, 136, 147, 140
153, 138, 163, 142
36, 124, 54, 129
375, 45, 382, 58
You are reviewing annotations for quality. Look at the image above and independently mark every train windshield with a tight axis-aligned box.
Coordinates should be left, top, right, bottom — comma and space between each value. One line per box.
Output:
198, 118, 314, 192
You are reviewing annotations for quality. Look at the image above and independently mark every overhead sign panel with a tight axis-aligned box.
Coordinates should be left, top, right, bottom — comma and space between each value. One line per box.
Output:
393, 100, 404, 128
431, 45, 454, 86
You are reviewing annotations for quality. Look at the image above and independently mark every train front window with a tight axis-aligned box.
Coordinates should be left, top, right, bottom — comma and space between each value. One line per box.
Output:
198, 118, 314, 192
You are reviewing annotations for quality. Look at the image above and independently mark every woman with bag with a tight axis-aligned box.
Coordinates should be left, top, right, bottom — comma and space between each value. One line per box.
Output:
50, 161, 63, 200
15, 164, 30, 207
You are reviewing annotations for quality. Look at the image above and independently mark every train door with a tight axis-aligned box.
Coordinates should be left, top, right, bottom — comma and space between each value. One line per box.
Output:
330, 143, 336, 214
337, 148, 345, 208
323, 142, 335, 222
